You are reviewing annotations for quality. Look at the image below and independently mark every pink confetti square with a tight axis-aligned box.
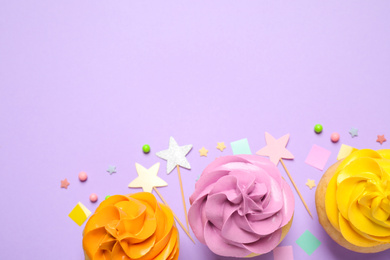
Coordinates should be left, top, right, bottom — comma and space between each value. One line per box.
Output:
273, 246, 294, 260
305, 144, 331, 170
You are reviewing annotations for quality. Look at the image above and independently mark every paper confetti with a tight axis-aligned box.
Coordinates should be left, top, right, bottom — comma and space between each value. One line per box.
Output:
377, 135, 386, 145
305, 144, 331, 170
296, 230, 321, 255
349, 127, 358, 137
305, 179, 316, 190
216, 142, 226, 152
128, 163, 167, 193
60, 178, 70, 189
337, 144, 358, 160
273, 246, 294, 260
68, 202, 91, 226
256, 132, 294, 165
230, 138, 252, 155
199, 147, 208, 157
156, 137, 192, 174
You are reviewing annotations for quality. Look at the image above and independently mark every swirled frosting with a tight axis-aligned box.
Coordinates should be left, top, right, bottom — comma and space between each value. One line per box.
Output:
83, 192, 179, 260
325, 149, 390, 247
188, 155, 295, 257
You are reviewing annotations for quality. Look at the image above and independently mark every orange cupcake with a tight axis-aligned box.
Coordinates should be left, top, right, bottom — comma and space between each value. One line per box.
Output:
83, 192, 179, 259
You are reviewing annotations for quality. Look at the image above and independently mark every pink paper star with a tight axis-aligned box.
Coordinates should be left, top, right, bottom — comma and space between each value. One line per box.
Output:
256, 132, 294, 165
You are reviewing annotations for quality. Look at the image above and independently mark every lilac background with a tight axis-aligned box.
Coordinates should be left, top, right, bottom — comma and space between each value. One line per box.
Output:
1, 1, 390, 259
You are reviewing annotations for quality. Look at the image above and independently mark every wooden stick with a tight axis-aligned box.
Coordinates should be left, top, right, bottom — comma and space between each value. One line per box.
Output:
153, 187, 195, 243
177, 165, 190, 230
280, 159, 313, 218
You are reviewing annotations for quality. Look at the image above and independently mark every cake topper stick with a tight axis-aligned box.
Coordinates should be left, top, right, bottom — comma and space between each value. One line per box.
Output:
176, 165, 189, 229
128, 162, 195, 243
156, 137, 193, 230
280, 159, 313, 218
256, 132, 313, 218
153, 187, 195, 243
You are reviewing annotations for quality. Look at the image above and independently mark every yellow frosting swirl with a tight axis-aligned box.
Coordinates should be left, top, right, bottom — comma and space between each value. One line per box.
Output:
325, 149, 390, 247
83, 192, 179, 260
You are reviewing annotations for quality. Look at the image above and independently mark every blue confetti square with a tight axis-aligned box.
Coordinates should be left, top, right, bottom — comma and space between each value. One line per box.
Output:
230, 138, 252, 155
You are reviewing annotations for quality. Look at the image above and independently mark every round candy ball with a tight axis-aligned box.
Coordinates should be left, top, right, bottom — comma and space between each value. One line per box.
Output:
142, 144, 151, 154
105, 195, 111, 200
331, 132, 340, 143
78, 171, 88, 182
314, 124, 323, 134
90, 193, 98, 203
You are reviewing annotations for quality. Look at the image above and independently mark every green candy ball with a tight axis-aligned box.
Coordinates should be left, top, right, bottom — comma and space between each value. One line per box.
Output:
142, 144, 151, 154
314, 124, 323, 134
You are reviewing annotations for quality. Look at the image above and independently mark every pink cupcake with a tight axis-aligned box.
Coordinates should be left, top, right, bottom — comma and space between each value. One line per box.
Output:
188, 155, 294, 257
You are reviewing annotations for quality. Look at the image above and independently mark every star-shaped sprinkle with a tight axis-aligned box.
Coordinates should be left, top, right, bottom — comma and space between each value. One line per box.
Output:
256, 132, 294, 165
156, 137, 192, 174
128, 163, 167, 193
349, 127, 358, 137
107, 165, 116, 175
305, 179, 316, 189
199, 147, 208, 157
377, 135, 386, 145
61, 178, 70, 189
216, 142, 226, 152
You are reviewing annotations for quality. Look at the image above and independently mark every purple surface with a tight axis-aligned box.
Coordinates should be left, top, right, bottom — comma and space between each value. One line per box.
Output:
1, 1, 390, 259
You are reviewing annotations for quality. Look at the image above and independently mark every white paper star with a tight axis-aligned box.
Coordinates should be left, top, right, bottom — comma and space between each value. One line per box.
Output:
128, 163, 167, 193
156, 137, 192, 174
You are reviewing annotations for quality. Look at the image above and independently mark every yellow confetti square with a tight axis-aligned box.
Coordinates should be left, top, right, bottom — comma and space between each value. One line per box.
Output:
337, 144, 358, 160
68, 202, 91, 226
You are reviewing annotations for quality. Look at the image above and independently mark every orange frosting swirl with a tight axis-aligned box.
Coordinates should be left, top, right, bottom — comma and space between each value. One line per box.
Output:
325, 149, 390, 247
83, 192, 179, 260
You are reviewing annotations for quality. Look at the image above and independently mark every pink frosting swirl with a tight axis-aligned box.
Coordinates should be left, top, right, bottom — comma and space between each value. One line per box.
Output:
188, 155, 294, 257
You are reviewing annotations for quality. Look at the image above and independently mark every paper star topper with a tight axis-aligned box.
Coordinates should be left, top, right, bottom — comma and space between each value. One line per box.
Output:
216, 142, 226, 152
377, 135, 386, 145
349, 127, 358, 137
156, 137, 192, 174
61, 178, 70, 189
107, 165, 116, 175
256, 132, 294, 165
199, 147, 208, 157
128, 163, 167, 193
305, 179, 316, 190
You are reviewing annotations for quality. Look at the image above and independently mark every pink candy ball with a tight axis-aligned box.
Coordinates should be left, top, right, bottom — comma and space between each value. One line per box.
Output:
331, 132, 340, 143
89, 193, 98, 203
78, 171, 88, 182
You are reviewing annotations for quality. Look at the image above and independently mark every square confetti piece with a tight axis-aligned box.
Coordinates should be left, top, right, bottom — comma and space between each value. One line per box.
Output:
305, 144, 331, 170
230, 138, 252, 155
68, 202, 91, 226
296, 230, 321, 255
273, 246, 293, 260
337, 144, 358, 160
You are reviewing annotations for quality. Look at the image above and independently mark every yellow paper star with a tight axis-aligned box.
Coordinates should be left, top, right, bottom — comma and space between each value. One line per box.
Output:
216, 142, 226, 152
128, 163, 167, 193
305, 179, 316, 190
199, 147, 208, 157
